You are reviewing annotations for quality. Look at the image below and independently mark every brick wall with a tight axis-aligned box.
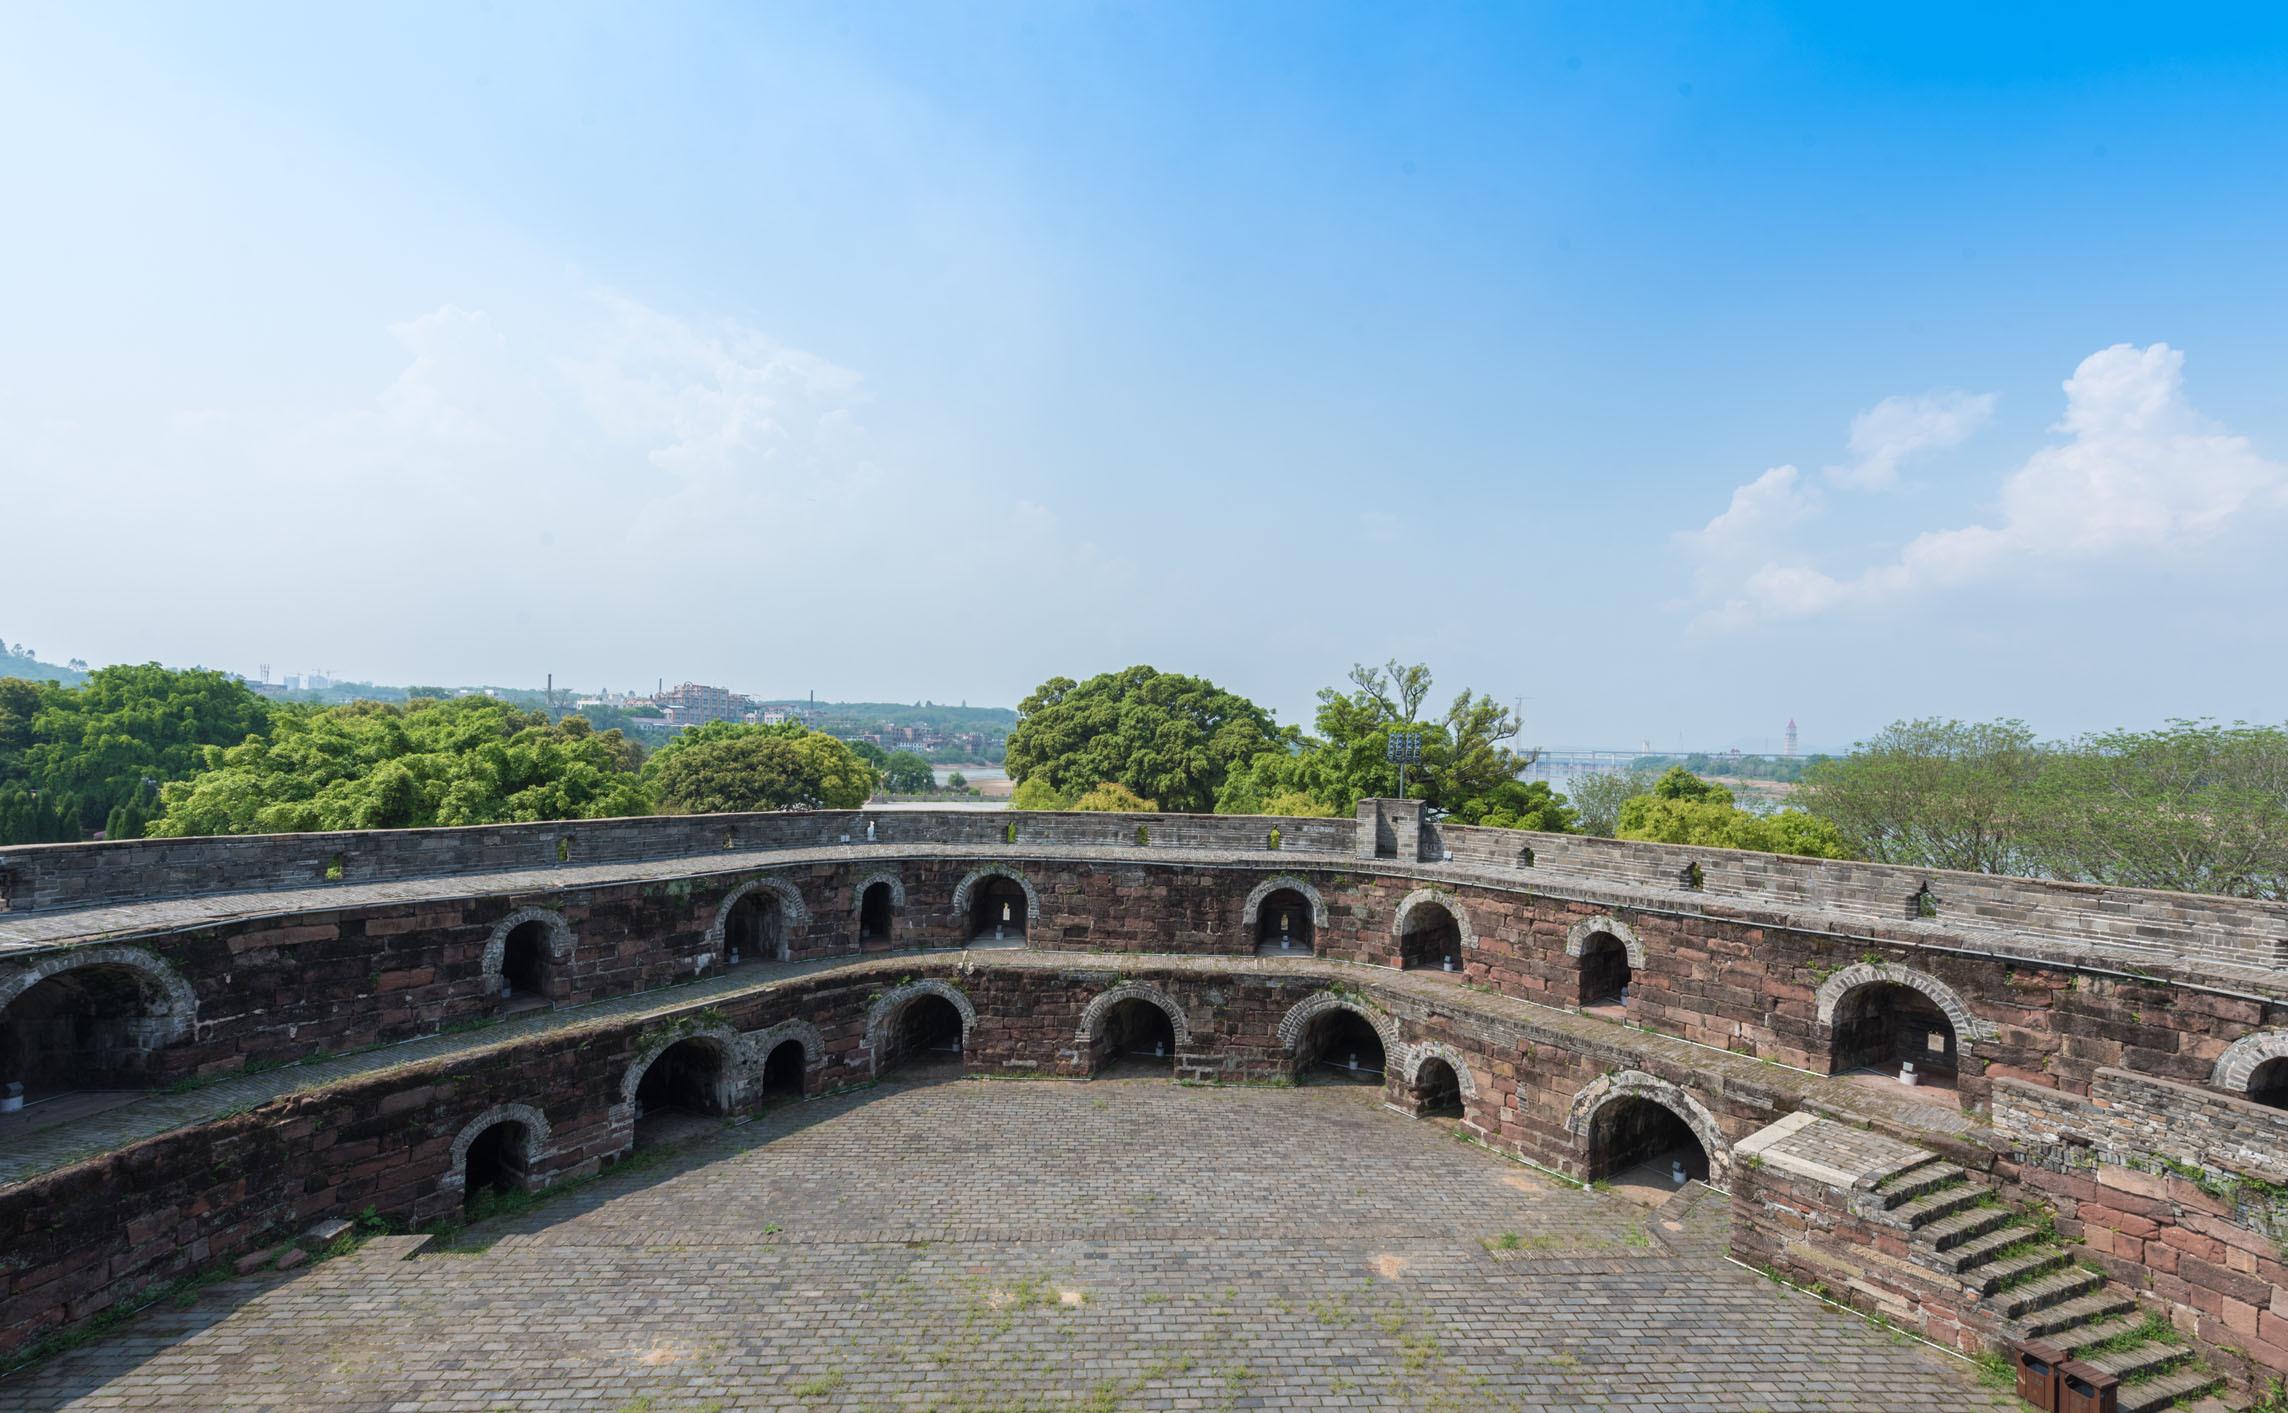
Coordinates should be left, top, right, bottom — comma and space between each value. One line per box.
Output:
1994, 1070, 2288, 1377
0, 957, 1766, 1358
12, 853, 2282, 1111
6, 802, 2282, 977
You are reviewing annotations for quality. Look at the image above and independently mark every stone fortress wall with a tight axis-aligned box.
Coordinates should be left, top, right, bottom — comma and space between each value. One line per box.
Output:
2, 800, 2285, 1386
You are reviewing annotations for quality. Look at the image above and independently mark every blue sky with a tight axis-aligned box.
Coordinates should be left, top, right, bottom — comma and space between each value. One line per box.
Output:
4, 3, 2284, 752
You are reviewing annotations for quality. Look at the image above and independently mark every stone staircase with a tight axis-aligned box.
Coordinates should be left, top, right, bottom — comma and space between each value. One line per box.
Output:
1872, 1156, 2237, 1413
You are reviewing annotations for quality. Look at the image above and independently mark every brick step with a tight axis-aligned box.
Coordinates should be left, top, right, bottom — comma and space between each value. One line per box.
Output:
2052, 1315, 2146, 1353
2012, 1290, 2138, 1339
1969, 1247, 2072, 1295
1875, 1160, 1967, 1208
1888, 1182, 1984, 1229
1994, 1267, 2106, 1320
2080, 1339, 2192, 1383
1936, 1220, 2039, 1269
2117, 1366, 2223, 1413
1920, 1207, 2019, 1255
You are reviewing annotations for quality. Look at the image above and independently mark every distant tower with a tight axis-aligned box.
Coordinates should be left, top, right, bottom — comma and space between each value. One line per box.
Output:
1784, 719, 1799, 757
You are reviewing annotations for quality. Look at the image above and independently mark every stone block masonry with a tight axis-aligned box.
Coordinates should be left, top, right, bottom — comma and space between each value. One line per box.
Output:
2, 804, 2286, 1391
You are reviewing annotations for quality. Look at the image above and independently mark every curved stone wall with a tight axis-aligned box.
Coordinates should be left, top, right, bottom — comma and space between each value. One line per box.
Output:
4, 807, 2287, 1372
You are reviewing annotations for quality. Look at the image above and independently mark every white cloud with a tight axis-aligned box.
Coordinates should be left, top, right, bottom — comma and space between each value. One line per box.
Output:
1675, 464, 1819, 591
1826, 389, 1996, 490
1691, 344, 2288, 629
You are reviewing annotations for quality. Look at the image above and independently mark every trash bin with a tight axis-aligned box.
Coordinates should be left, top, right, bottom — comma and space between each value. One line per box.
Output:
2012, 1339, 2067, 1411
2059, 1360, 2119, 1413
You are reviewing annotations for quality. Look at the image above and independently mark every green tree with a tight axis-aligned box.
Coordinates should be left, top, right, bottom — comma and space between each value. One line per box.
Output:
1256, 788, 1340, 818
150, 695, 649, 835
1005, 666, 1280, 814
2026, 720, 2288, 899
1796, 720, 2046, 873
881, 750, 936, 794
1069, 781, 1157, 812
9, 664, 273, 834
847, 739, 890, 770
1618, 775, 1854, 860
644, 722, 875, 814
1008, 776, 1070, 810
1569, 766, 1660, 838
1444, 778, 1578, 832
947, 771, 968, 791
1214, 661, 1566, 832
1648, 765, 1729, 804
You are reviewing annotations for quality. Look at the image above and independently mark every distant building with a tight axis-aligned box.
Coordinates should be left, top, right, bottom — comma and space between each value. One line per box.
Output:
653, 681, 755, 727
1784, 719, 1799, 757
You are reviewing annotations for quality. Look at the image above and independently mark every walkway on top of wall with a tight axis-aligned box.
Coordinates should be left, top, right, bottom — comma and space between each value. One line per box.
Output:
0, 943, 1981, 1193
6, 838, 2280, 1001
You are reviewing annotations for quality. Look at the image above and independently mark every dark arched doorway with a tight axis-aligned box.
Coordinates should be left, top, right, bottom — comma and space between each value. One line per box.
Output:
1411, 1058, 1464, 1120
632, 1039, 730, 1148
462, 1120, 531, 1214
1831, 982, 1958, 1095
499, 919, 552, 1009
1093, 997, 1177, 1075
858, 883, 895, 947
881, 995, 966, 1077
725, 890, 785, 966
2247, 1057, 2288, 1110
1577, 932, 1632, 1010
1398, 902, 1462, 972
969, 878, 1028, 945
0, 964, 175, 1113
760, 1038, 806, 1104
1295, 1007, 1385, 1084
1585, 1095, 1709, 1196
1254, 889, 1316, 956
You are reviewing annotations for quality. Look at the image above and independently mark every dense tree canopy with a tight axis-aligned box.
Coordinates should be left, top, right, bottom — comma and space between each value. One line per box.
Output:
1070, 781, 1157, 812
1568, 765, 1660, 838
1006, 666, 1280, 815
1008, 776, 1069, 810
1801, 718, 2288, 898
881, 750, 936, 794
644, 721, 876, 814
1214, 662, 1565, 833
0, 665, 273, 841
1796, 720, 2044, 874
1615, 768, 1854, 860
149, 696, 648, 835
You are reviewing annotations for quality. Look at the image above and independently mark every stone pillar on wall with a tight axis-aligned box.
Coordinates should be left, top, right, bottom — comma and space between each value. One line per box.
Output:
1354, 799, 1421, 861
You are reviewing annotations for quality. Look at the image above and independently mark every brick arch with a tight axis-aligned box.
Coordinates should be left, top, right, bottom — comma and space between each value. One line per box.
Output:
616, 1024, 748, 1113
1565, 915, 1645, 969
1241, 875, 1328, 929
850, 869, 906, 910
1393, 887, 1476, 950
1398, 1041, 1479, 1099
864, 979, 977, 1071
481, 907, 574, 989
1076, 981, 1191, 1049
950, 867, 1039, 924
2212, 1030, 2288, 1093
0, 943, 198, 1044
705, 876, 810, 955
1814, 963, 1996, 1043
747, 1017, 828, 1072
441, 1103, 554, 1194
1275, 989, 1402, 1058
1564, 1069, 1733, 1187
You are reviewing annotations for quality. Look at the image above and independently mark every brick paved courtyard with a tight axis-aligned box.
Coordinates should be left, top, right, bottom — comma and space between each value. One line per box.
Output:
0, 1079, 2019, 1412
